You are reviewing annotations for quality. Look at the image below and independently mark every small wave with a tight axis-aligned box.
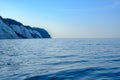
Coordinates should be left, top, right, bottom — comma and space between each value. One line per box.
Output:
43, 60, 88, 65
54, 55, 77, 58
42, 55, 77, 59
25, 67, 120, 80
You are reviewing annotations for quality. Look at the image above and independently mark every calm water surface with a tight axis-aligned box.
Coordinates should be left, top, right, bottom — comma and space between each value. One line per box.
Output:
0, 39, 120, 80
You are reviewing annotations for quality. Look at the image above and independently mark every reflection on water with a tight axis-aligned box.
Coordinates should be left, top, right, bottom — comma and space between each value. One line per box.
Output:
0, 39, 120, 80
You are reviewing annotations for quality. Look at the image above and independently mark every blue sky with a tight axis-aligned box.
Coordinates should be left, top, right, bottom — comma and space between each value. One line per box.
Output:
0, 0, 120, 38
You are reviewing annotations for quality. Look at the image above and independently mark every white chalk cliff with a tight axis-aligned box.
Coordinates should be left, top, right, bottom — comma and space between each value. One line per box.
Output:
0, 16, 51, 39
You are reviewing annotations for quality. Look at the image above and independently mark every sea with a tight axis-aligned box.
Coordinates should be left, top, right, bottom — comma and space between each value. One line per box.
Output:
0, 38, 120, 80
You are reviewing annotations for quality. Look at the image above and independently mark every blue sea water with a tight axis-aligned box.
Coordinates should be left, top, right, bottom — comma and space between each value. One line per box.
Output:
0, 38, 120, 80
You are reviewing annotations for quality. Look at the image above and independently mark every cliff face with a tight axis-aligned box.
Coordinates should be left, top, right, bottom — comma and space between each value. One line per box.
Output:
0, 16, 51, 39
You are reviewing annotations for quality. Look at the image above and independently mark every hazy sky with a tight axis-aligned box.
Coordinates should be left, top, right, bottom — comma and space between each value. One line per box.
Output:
0, 0, 120, 38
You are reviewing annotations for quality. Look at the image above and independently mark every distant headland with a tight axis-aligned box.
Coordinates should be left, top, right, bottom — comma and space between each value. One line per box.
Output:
0, 16, 51, 39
